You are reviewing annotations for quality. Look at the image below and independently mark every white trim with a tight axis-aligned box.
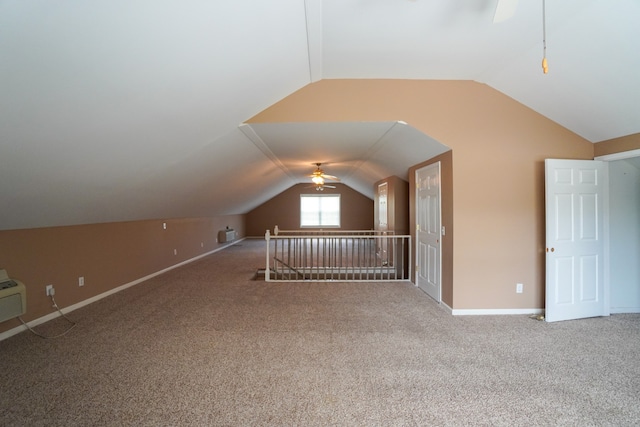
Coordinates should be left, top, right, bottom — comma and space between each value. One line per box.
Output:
0, 239, 244, 342
451, 308, 545, 316
440, 301, 453, 314
595, 148, 640, 161
238, 125, 297, 182
610, 307, 640, 314
603, 162, 611, 316
431, 299, 542, 316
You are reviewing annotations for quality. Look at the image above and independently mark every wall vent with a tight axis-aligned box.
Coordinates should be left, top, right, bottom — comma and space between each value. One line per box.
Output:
218, 229, 236, 243
0, 273, 26, 323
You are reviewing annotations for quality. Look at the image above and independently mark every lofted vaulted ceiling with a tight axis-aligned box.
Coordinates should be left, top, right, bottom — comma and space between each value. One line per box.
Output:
1, 0, 639, 230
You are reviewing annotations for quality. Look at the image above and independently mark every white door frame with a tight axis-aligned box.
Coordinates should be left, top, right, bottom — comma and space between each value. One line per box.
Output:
594, 148, 640, 162
595, 149, 640, 314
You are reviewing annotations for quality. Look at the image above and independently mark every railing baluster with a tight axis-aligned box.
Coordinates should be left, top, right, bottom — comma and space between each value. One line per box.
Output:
339, 237, 343, 278
276, 236, 280, 279
335, 237, 339, 279
393, 235, 396, 279
314, 237, 319, 280
378, 235, 382, 279
358, 237, 361, 279
349, 238, 354, 280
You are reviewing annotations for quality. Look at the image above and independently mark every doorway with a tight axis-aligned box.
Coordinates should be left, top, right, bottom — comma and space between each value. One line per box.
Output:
604, 154, 640, 313
545, 152, 640, 321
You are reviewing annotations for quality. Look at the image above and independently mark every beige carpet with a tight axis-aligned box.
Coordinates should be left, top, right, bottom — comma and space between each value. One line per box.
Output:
1, 239, 639, 426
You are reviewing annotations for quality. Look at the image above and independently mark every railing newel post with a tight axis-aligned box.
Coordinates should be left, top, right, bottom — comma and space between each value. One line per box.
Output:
265, 229, 271, 281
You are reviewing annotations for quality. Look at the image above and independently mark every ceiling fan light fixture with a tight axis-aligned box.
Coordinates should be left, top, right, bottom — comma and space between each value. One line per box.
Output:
308, 163, 340, 189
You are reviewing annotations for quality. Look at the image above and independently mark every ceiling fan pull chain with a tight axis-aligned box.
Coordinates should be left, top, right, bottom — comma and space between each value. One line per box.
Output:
542, 0, 548, 74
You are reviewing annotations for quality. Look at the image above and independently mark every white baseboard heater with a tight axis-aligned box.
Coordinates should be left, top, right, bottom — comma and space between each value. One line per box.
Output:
218, 228, 236, 243
0, 270, 27, 323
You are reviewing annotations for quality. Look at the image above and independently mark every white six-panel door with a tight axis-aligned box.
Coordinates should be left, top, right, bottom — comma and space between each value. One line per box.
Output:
545, 159, 608, 322
416, 162, 441, 302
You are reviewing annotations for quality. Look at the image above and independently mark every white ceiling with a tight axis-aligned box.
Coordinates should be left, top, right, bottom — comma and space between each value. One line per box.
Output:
240, 121, 449, 198
1, 0, 638, 230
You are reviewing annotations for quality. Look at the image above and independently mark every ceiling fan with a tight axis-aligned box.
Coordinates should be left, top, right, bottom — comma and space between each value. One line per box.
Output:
307, 163, 340, 191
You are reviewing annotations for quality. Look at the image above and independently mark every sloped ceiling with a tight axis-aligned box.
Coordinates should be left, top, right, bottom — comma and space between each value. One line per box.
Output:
240, 122, 449, 199
1, 0, 639, 230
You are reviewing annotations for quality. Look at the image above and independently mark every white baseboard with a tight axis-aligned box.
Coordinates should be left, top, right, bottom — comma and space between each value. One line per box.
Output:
0, 239, 244, 342
451, 308, 545, 316
417, 292, 542, 316
440, 301, 453, 314
610, 307, 640, 314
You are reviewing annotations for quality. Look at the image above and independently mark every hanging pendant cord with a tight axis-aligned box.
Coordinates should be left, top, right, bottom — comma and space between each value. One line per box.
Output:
542, 0, 548, 73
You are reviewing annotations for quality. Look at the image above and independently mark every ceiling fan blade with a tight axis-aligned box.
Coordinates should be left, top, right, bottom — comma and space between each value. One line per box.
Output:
305, 183, 336, 190
307, 163, 340, 184
320, 174, 340, 181
493, 0, 518, 23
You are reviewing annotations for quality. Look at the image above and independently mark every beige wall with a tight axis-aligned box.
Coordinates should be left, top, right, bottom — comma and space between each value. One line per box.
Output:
594, 133, 640, 157
0, 215, 245, 334
245, 183, 373, 237
249, 79, 595, 310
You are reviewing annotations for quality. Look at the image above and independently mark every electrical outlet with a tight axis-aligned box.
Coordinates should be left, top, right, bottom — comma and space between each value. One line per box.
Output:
516, 283, 523, 294
173, 249, 177, 255
79, 276, 85, 287
45, 284, 54, 296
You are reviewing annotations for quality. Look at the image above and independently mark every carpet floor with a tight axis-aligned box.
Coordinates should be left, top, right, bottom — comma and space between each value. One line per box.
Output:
1, 239, 639, 426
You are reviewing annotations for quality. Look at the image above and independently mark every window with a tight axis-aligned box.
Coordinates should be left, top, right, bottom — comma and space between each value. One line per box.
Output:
300, 194, 340, 227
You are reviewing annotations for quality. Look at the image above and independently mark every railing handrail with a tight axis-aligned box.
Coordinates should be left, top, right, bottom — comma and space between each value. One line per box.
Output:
268, 234, 408, 240
272, 226, 395, 236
